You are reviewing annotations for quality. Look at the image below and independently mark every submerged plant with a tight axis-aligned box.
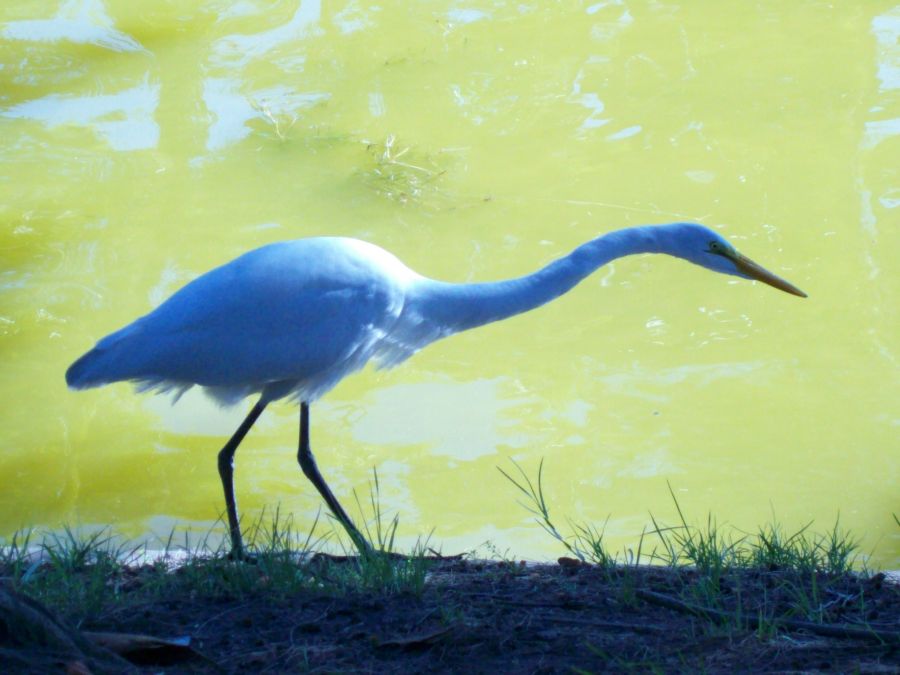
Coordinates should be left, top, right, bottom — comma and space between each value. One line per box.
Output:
359, 134, 449, 207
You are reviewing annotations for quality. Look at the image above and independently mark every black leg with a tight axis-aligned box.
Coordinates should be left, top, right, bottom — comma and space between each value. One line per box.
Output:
297, 402, 372, 555
217, 400, 267, 559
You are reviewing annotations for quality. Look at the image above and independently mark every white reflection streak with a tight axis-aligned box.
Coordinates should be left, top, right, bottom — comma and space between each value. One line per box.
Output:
1, 0, 146, 53
863, 9, 900, 149
851, 9, 900, 371
214, 1, 263, 22
333, 1, 376, 34
202, 78, 258, 151
599, 361, 767, 402
201, 78, 330, 152
349, 378, 534, 461
872, 8, 900, 91
200, 0, 326, 154
446, 9, 489, 25
1, 80, 160, 151
571, 59, 610, 133
210, 0, 322, 68
368, 92, 386, 117
861, 117, 900, 150
607, 124, 641, 141
616, 448, 679, 479
587, 0, 633, 42
858, 10, 900, 263
578, 3, 640, 138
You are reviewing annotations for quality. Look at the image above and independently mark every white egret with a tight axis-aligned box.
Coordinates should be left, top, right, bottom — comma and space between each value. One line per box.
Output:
66, 223, 806, 557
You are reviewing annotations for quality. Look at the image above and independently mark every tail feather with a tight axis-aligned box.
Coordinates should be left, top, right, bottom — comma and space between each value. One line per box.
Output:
66, 322, 145, 389
66, 348, 117, 389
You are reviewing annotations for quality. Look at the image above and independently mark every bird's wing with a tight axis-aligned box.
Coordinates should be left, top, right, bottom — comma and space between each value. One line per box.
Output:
75, 240, 407, 403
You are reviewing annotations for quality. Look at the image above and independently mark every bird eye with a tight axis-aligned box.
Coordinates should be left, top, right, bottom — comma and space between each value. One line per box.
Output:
708, 241, 726, 255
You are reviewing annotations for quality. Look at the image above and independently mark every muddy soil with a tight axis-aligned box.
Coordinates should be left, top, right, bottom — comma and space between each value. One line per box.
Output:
3, 556, 899, 673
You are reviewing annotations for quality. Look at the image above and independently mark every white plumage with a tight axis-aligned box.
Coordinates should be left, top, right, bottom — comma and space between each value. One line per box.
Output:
68, 238, 436, 404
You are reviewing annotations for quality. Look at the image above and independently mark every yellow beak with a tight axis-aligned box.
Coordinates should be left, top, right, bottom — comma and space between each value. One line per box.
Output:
731, 252, 807, 298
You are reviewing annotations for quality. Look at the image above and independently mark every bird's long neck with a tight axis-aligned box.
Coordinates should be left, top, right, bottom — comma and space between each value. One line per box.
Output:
411, 225, 666, 335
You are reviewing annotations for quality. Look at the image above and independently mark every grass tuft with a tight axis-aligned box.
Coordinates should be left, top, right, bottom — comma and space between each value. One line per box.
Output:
0, 470, 431, 628
499, 458, 616, 567
501, 460, 866, 578
650, 483, 746, 577
748, 517, 859, 576
500, 458, 878, 639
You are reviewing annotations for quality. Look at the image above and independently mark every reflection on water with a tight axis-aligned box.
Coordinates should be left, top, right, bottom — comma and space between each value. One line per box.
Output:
351, 378, 534, 460
3, 0, 144, 52
3, 79, 159, 150
210, 0, 322, 68
0, 1, 897, 567
598, 360, 769, 402
201, 79, 329, 152
872, 10, 900, 92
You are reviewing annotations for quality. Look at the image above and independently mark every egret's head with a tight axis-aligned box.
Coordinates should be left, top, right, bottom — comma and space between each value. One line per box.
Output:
664, 223, 807, 298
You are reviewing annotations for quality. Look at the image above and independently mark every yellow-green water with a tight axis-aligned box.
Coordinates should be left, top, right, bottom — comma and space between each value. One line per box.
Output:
1, 1, 898, 566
